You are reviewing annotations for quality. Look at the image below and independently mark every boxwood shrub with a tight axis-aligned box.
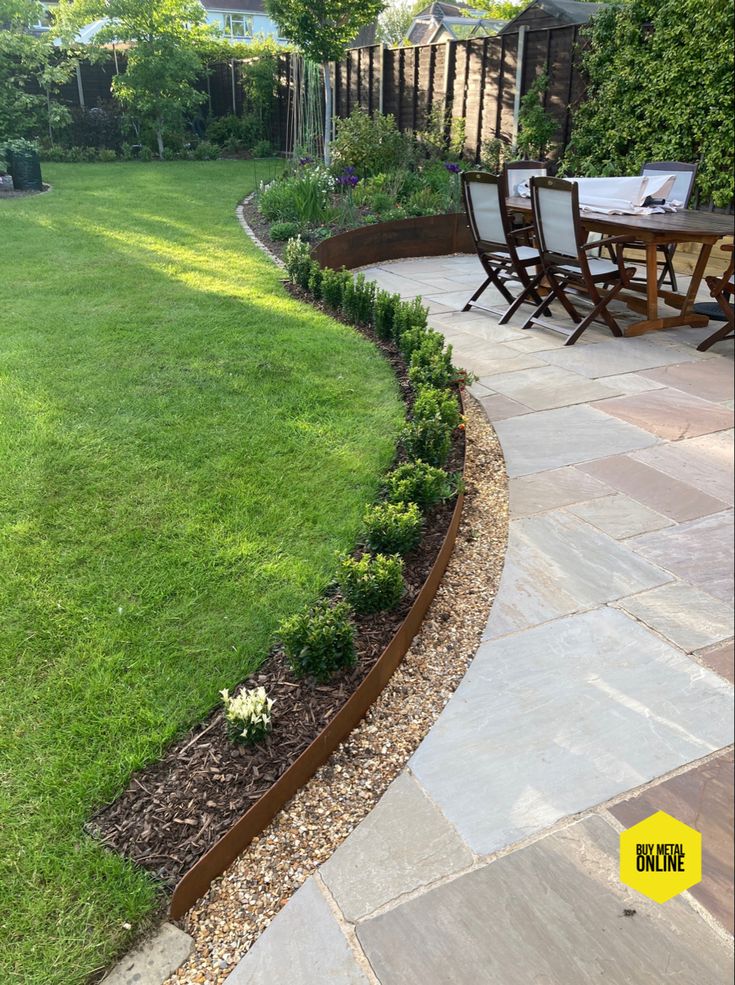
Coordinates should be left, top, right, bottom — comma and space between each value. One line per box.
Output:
279, 600, 356, 682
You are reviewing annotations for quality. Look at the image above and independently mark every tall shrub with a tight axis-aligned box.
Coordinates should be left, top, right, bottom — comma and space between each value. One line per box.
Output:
563, 0, 734, 207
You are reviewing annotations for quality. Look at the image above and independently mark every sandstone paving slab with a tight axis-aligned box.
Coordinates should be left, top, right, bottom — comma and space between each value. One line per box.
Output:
320, 772, 473, 923
357, 815, 732, 985
610, 750, 735, 935
477, 393, 532, 421
493, 404, 659, 477
640, 359, 735, 403
694, 640, 734, 684
501, 332, 569, 352
410, 609, 734, 856
508, 466, 613, 517
597, 371, 667, 395
578, 455, 729, 522
565, 493, 673, 540
632, 430, 734, 506
539, 336, 707, 379
102, 924, 193, 985
629, 511, 734, 603
592, 388, 734, 441
224, 878, 369, 985
360, 268, 424, 298
483, 364, 623, 411
616, 581, 734, 652
483, 510, 672, 638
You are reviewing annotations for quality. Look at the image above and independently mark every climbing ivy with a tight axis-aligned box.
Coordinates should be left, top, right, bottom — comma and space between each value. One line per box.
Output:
562, 0, 734, 207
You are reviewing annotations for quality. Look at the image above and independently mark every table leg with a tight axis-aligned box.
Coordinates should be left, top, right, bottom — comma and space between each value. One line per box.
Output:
624, 240, 714, 337
660, 242, 713, 314
645, 242, 659, 321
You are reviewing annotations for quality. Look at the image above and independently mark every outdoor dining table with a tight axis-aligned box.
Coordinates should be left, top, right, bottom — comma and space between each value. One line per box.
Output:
506, 195, 735, 337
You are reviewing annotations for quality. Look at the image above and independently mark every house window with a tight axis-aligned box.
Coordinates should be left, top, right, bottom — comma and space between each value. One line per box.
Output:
224, 13, 253, 38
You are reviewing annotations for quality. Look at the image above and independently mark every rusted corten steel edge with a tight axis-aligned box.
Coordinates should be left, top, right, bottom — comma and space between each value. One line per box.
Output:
169, 225, 467, 915
313, 212, 475, 270
170, 485, 465, 918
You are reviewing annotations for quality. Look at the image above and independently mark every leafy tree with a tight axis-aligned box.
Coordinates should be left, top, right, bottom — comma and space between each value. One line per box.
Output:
516, 72, 556, 159
461, 0, 523, 20
56, 0, 213, 157
377, 0, 416, 45
563, 0, 734, 206
265, 0, 385, 163
0, 0, 75, 142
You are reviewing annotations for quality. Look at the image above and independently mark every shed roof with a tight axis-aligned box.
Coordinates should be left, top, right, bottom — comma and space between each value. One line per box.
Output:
499, 0, 607, 33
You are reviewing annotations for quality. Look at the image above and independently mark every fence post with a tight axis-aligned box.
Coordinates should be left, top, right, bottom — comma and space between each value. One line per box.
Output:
442, 39, 456, 143
75, 63, 85, 109
378, 43, 387, 114
512, 25, 527, 143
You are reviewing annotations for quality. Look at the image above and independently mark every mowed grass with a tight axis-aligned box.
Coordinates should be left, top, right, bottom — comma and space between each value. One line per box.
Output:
0, 162, 403, 984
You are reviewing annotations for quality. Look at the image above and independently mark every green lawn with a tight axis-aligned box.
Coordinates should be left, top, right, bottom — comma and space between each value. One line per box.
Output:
0, 162, 403, 984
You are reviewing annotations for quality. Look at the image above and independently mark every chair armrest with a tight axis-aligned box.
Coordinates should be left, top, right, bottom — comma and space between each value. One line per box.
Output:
508, 224, 534, 238
581, 235, 632, 252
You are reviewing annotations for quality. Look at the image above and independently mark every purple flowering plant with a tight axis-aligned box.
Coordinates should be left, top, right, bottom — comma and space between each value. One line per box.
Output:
337, 165, 360, 188
444, 162, 461, 174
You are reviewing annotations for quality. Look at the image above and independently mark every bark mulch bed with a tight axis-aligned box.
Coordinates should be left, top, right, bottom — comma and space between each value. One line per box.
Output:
88, 300, 465, 890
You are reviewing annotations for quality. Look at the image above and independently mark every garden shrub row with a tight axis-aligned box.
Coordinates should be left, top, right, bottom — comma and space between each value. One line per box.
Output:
220, 235, 468, 743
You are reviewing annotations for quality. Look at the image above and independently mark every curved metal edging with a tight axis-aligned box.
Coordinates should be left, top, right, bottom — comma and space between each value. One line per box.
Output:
169, 218, 469, 918
312, 212, 474, 271
170, 482, 465, 918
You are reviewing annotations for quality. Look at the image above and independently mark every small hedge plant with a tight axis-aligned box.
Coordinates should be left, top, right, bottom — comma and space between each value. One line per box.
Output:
413, 386, 462, 430
270, 220, 302, 241
364, 501, 422, 556
401, 417, 452, 468
337, 553, 405, 614
409, 336, 456, 389
385, 460, 458, 511
279, 599, 355, 682
221, 686, 274, 745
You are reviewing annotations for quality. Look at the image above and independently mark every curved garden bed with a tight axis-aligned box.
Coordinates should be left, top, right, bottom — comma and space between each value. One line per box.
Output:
90, 214, 471, 919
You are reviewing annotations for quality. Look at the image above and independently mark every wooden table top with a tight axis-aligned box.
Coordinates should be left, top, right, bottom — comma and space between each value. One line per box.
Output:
506, 196, 735, 242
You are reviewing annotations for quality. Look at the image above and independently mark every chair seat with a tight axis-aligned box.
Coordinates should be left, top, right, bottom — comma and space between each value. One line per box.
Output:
559, 257, 620, 278
693, 302, 728, 323
485, 245, 540, 262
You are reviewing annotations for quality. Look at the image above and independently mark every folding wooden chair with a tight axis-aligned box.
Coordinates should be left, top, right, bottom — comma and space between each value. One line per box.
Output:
503, 160, 547, 198
619, 162, 698, 291
461, 171, 542, 316
500, 176, 636, 345
695, 244, 734, 351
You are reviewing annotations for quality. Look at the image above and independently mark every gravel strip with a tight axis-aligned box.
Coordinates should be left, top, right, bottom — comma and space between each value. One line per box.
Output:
165, 394, 508, 984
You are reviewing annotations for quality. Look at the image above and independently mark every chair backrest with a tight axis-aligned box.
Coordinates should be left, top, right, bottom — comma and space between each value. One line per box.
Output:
641, 161, 697, 208
530, 176, 581, 260
504, 160, 547, 197
462, 172, 507, 247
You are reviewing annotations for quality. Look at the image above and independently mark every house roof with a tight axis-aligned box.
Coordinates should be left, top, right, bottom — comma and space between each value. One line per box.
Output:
499, 0, 607, 32
349, 21, 378, 47
201, 0, 267, 13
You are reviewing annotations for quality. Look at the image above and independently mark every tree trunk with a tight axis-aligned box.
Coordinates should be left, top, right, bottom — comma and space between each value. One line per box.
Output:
156, 127, 164, 160
322, 61, 333, 166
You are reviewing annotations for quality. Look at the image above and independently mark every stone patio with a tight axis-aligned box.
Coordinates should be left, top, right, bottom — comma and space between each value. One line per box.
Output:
224, 254, 734, 984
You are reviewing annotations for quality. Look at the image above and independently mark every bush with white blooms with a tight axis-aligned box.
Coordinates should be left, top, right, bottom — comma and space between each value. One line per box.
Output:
221, 686, 274, 745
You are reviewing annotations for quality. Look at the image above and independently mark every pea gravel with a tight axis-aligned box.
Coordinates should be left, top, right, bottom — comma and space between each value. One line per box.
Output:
164, 395, 508, 984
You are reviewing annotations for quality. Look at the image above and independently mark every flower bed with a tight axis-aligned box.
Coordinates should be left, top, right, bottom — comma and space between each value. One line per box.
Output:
89, 228, 470, 916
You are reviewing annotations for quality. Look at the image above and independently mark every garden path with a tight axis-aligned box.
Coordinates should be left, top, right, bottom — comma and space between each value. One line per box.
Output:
224, 255, 734, 984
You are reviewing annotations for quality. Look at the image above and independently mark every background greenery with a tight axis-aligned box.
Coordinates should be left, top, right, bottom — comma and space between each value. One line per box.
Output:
563, 0, 734, 206
0, 161, 403, 984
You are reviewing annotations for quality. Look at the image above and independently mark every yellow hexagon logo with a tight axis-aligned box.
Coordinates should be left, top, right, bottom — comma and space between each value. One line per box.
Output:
620, 810, 702, 904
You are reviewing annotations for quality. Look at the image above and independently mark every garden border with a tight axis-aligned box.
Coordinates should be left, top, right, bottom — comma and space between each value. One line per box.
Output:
165, 207, 467, 919
312, 212, 474, 270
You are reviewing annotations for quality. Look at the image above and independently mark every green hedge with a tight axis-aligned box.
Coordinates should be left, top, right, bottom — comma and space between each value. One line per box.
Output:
562, 0, 734, 207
